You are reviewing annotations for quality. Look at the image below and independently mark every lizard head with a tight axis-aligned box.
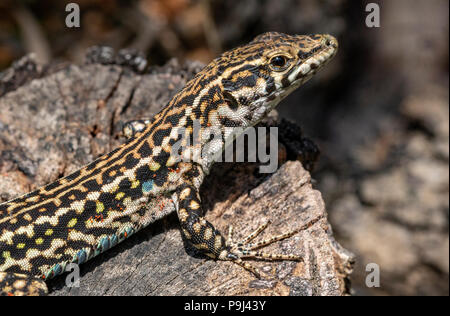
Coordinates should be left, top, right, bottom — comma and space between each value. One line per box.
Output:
215, 32, 338, 124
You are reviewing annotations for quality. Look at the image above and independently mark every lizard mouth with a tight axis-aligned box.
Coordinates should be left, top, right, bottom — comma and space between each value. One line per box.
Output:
288, 36, 338, 84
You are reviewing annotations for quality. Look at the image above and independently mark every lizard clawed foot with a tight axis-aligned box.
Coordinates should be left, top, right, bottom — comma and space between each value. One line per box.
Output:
220, 220, 303, 278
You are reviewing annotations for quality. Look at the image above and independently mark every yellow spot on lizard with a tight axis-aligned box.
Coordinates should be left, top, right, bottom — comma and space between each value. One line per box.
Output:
96, 201, 105, 213
150, 162, 161, 171
67, 218, 77, 228
131, 180, 140, 189
110, 184, 120, 193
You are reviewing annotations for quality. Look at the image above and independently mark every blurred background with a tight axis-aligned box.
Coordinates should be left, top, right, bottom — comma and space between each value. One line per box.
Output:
0, 0, 448, 295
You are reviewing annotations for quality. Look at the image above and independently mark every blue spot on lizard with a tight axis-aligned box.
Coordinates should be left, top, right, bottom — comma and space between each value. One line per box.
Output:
142, 180, 154, 193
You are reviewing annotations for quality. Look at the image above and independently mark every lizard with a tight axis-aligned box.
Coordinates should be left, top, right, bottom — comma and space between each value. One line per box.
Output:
0, 32, 338, 296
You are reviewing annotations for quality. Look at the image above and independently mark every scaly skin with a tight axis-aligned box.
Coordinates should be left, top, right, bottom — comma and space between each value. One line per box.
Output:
0, 32, 338, 295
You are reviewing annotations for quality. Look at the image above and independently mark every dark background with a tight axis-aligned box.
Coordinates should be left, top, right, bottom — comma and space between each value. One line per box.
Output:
0, 0, 448, 296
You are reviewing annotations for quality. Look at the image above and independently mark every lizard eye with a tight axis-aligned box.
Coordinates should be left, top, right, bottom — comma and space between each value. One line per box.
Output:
270, 55, 289, 71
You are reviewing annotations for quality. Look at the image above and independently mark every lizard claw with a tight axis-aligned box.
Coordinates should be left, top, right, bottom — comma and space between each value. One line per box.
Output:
221, 220, 304, 278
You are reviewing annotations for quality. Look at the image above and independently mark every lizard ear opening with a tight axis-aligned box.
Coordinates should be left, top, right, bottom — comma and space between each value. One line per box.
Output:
223, 91, 239, 110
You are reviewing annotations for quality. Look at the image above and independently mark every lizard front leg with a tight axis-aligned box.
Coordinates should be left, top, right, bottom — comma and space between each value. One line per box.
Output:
0, 272, 47, 296
174, 179, 304, 278
175, 183, 227, 260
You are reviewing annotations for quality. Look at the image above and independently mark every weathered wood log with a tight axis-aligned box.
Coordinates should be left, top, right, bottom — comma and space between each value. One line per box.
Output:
0, 50, 354, 296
